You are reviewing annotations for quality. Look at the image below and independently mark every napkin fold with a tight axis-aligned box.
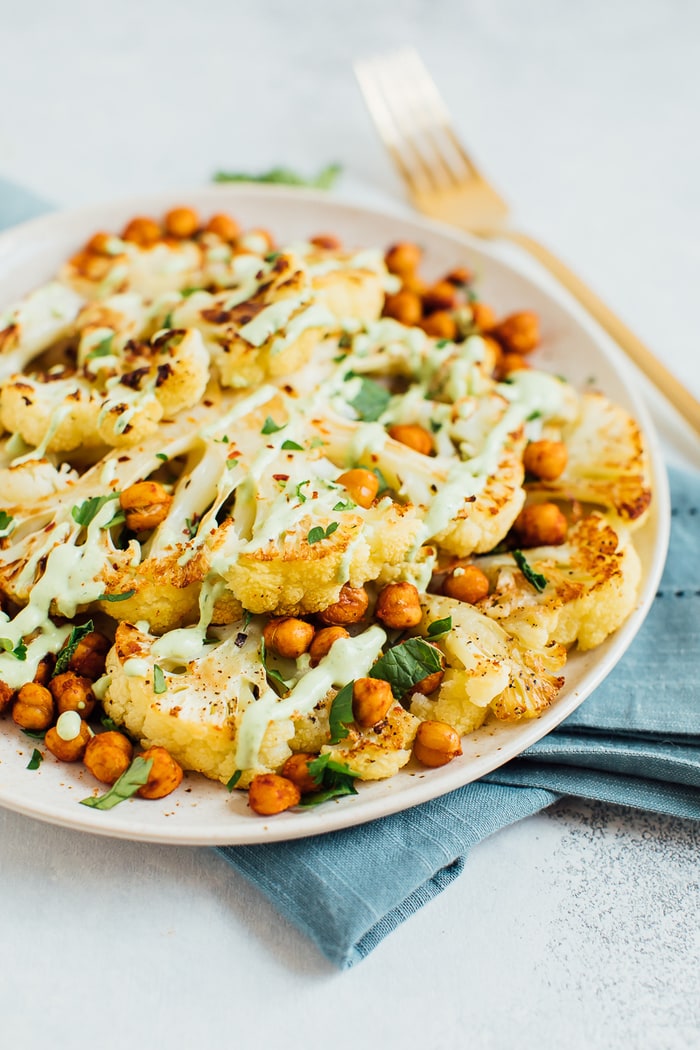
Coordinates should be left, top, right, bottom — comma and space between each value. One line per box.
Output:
1, 177, 698, 970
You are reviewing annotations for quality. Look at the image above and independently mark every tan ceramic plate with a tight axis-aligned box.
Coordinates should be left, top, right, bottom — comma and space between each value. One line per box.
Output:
0, 185, 669, 844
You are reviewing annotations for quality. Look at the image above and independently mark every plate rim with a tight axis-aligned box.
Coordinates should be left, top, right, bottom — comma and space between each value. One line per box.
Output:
0, 184, 670, 845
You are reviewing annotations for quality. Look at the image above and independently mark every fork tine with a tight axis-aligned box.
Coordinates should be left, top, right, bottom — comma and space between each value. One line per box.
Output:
354, 56, 442, 196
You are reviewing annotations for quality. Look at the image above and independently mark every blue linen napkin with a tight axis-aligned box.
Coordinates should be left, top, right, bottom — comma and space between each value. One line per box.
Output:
1, 177, 698, 969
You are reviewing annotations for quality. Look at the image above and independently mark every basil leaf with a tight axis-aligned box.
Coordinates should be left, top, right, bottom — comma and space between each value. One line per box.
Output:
348, 377, 390, 422
0, 638, 27, 661
98, 590, 136, 603
370, 637, 443, 699
281, 439, 304, 451
0, 510, 14, 531
328, 682, 354, 744
299, 754, 358, 807
261, 416, 285, 435
513, 550, 547, 593
427, 616, 452, 639
307, 526, 325, 545
213, 163, 341, 189
79, 756, 153, 811
226, 769, 242, 791
53, 620, 94, 677
26, 748, 43, 770
21, 728, 45, 740
153, 665, 167, 694
71, 493, 119, 528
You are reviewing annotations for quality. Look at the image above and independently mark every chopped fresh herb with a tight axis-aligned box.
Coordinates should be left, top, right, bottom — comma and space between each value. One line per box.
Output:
103, 510, 126, 529
427, 616, 452, 639
87, 333, 114, 359
371, 466, 389, 495
526, 410, 542, 422
338, 332, 352, 349
435, 338, 450, 349
328, 682, 354, 743
80, 756, 153, 811
296, 480, 310, 503
0, 638, 27, 661
162, 312, 174, 329
261, 416, 285, 435
298, 753, 358, 807
429, 419, 443, 433
226, 769, 242, 791
53, 620, 94, 677
21, 728, 46, 740
307, 522, 338, 544
185, 517, 199, 539
513, 550, 547, 593
370, 637, 443, 699
348, 377, 391, 421
215, 435, 230, 444
241, 610, 252, 631
155, 453, 169, 462
0, 510, 13, 531
225, 458, 239, 470
265, 251, 281, 263
309, 436, 325, 449
181, 287, 203, 297
213, 163, 341, 189
153, 665, 167, 694
71, 493, 119, 529
26, 748, 43, 770
281, 439, 304, 451
333, 499, 356, 512
100, 716, 120, 733
97, 590, 136, 603
260, 638, 289, 697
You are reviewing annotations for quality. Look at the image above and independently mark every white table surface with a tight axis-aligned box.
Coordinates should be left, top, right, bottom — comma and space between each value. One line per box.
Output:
1, 2, 699, 1047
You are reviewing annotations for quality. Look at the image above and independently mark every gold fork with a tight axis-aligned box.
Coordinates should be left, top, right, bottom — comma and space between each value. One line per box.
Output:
354, 49, 700, 437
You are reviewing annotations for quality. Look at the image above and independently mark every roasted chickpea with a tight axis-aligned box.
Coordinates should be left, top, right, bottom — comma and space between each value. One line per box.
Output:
420, 311, 458, 340
12, 683, 54, 731
514, 503, 568, 547
121, 216, 162, 246
374, 582, 423, 630
44, 717, 92, 763
164, 206, 200, 238
263, 617, 315, 659
443, 265, 472, 287
408, 645, 446, 698
86, 231, 116, 255
137, 746, 184, 799
401, 273, 429, 298
309, 233, 342, 250
317, 584, 369, 626
119, 481, 173, 532
68, 249, 112, 281
248, 773, 301, 815
523, 440, 568, 481
309, 626, 349, 666
387, 423, 433, 456
497, 352, 530, 378
413, 720, 463, 767
385, 241, 422, 277
422, 280, 458, 313
352, 677, 394, 728
49, 672, 96, 718
0, 680, 14, 715
382, 290, 422, 326
337, 468, 379, 509
442, 564, 490, 604
470, 301, 496, 330
206, 212, 240, 242
281, 753, 319, 794
83, 732, 133, 785
492, 311, 540, 355
69, 631, 110, 679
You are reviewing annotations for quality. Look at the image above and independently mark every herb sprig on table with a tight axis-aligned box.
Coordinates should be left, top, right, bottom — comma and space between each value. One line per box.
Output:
213, 164, 341, 189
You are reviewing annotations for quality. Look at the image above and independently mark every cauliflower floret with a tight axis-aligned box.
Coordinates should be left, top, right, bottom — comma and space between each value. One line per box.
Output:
0, 281, 84, 382
0, 374, 107, 455
61, 237, 204, 300
410, 669, 488, 734
0, 458, 78, 507
526, 391, 652, 527
414, 594, 565, 723
475, 513, 642, 651
320, 702, 420, 780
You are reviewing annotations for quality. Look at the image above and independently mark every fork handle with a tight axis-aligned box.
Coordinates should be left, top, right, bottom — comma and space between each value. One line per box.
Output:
496, 229, 700, 437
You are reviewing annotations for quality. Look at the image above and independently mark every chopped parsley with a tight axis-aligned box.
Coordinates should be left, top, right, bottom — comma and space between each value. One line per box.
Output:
226, 769, 242, 791
53, 620, 94, 677
155, 453, 169, 462
213, 163, 341, 189
295, 480, 310, 503
0, 638, 27, 661
328, 682, 354, 744
513, 550, 547, 593
80, 756, 153, 811
370, 638, 443, 699
348, 377, 391, 422
426, 616, 452, 639
261, 416, 285, 435
97, 590, 136, 603
0, 510, 14, 531
26, 748, 43, 770
333, 499, 356, 512
281, 439, 304, 451
153, 665, 167, 694
307, 522, 339, 544
71, 493, 119, 528
298, 754, 358, 807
